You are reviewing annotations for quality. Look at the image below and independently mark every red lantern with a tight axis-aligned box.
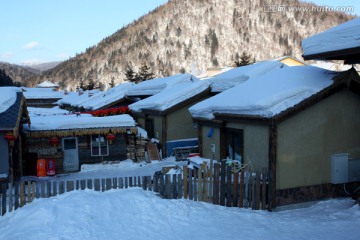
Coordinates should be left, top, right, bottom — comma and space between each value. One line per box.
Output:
105, 133, 116, 144
4, 132, 16, 142
49, 137, 60, 146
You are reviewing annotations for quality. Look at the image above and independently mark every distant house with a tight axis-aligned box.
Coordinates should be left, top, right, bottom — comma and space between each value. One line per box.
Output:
22, 87, 68, 108
57, 89, 101, 111
36, 80, 60, 90
302, 17, 360, 64
80, 82, 134, 111
22, 113, 145, 175
129, 74, 210, 157
189, 66, 360, 207
0, 87, 30, 182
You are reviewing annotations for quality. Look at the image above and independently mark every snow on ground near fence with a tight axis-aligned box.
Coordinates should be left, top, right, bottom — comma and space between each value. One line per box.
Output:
0, 188, 359, 240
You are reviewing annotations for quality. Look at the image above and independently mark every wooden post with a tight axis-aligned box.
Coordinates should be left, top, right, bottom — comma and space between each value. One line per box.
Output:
8, 183, 13, 212
125, 177, 128, 189
188, 169, 193, 200
67, 181, 74, 192
193, 170, 198, 201
183, 166, 188, 199
20, 182, 26, 207
31, 182, 36, 200
76, 180, 80, 190
159, 174, 165, 197
46, 182, 51, 198
233, 172, 239, 207
198, 167, 203, 202
213, 163, 220, 205
261, 169, 267, 210
239, 170, 245, 208
14, 182, 19, 210
203, 167, 208, 203
255, 172, 261, 210
177, 174, 182, 199
112, 178, 118, 189
1, 183, 6, 215
101, 179, 106, 192
40, 182, 46, 198
94, 179, 100, 191
119, 177, 124, 189
80, 180, 86, 190
165, 174, 171, 199
53, 181, 58, 196
172, 174, 177, 199
153, 174, 159, 193
219, 161, 226, 206
87, 179, 93, 190
106, 178, 112, 191
226, 166, 232, 207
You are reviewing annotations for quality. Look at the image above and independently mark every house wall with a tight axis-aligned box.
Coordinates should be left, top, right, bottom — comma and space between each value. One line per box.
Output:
136, 117, 145, 129
277, 90, 360, 190
152, 116, 163, 142
201, 126, 221, 160
166, 106, 198, 141
226, 123, 269, 172
0, 133, 9, 175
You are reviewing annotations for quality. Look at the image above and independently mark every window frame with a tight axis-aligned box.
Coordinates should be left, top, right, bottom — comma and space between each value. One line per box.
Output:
225, 128, 244, 164
91, 134, 109, 157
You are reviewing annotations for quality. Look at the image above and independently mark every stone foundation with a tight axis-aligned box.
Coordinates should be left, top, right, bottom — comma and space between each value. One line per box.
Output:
275, 182, 360, 207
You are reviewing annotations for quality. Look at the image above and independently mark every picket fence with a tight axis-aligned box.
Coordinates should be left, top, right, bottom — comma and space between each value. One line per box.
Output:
0, 160, 272, 216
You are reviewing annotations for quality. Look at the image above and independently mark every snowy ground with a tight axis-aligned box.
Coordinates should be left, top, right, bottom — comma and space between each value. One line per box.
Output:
1, 158, 359, 240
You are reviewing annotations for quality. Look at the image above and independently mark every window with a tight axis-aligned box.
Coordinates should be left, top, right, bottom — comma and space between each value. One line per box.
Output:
91, 134, 109, 156
226, 129, 244, 164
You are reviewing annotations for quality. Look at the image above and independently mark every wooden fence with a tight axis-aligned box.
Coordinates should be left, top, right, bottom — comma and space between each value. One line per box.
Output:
0, 161, 272, 216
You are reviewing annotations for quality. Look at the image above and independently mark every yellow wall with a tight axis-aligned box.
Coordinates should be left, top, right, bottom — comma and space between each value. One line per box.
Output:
280, 57, 305, 66
277, 90, 360, 189
201, 126, 221, 160
166, 106, 198, 141
226, 122, 269, 172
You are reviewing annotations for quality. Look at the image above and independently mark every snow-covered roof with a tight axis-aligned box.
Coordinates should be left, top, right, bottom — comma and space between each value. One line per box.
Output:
302, 17, 360, 57
27, 107, 70, 117
0, 87, 21, 114
36, 80, 59, 88
24, 114, 136, 132
81, 82, 134, 110
126, 73, 197, 96
208, 60, 287, 92
129, 79, 209, 112
22, 87, 67, 99
189, 66, 338, 119
57, 90, 101, 107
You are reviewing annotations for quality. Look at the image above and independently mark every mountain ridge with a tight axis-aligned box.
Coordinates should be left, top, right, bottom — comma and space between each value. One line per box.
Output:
1, 0, 355, 89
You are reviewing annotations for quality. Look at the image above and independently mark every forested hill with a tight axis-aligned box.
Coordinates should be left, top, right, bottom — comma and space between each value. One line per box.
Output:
3, 0, 355, 89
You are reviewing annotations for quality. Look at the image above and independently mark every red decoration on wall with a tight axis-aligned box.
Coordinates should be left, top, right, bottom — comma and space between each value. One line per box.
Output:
4, 132, 16, 142
49, 137, 60, 146
105, 133, 116, 144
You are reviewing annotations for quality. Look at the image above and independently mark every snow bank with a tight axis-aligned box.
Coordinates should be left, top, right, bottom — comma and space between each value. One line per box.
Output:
302, 17, 360, 56
27, 106, 70, 117
0, 87, 20, 113
0, 188, 358, 240
189, 66, 338, 119
57, 90, 101, 107
22, 87, 66, 99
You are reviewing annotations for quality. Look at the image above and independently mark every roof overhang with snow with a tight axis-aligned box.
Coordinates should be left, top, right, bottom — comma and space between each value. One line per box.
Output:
195, 68, 360, 125
23, 114, 137, 138
302, 17, 360, 64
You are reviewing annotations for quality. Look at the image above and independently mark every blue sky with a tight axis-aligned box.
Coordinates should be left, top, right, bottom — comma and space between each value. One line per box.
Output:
0, 0, 359, 66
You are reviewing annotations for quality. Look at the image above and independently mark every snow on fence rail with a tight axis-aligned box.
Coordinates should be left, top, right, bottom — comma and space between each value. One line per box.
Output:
0, 161, 272, 216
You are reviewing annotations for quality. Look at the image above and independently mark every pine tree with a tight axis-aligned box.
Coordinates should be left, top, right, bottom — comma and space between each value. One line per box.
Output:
124, 62, 137, 83
234, 51, 256, 67
0, 69, 15, 86
109, 77, 116, 88
86, 77, 97, 90
138, 62, 155, 82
